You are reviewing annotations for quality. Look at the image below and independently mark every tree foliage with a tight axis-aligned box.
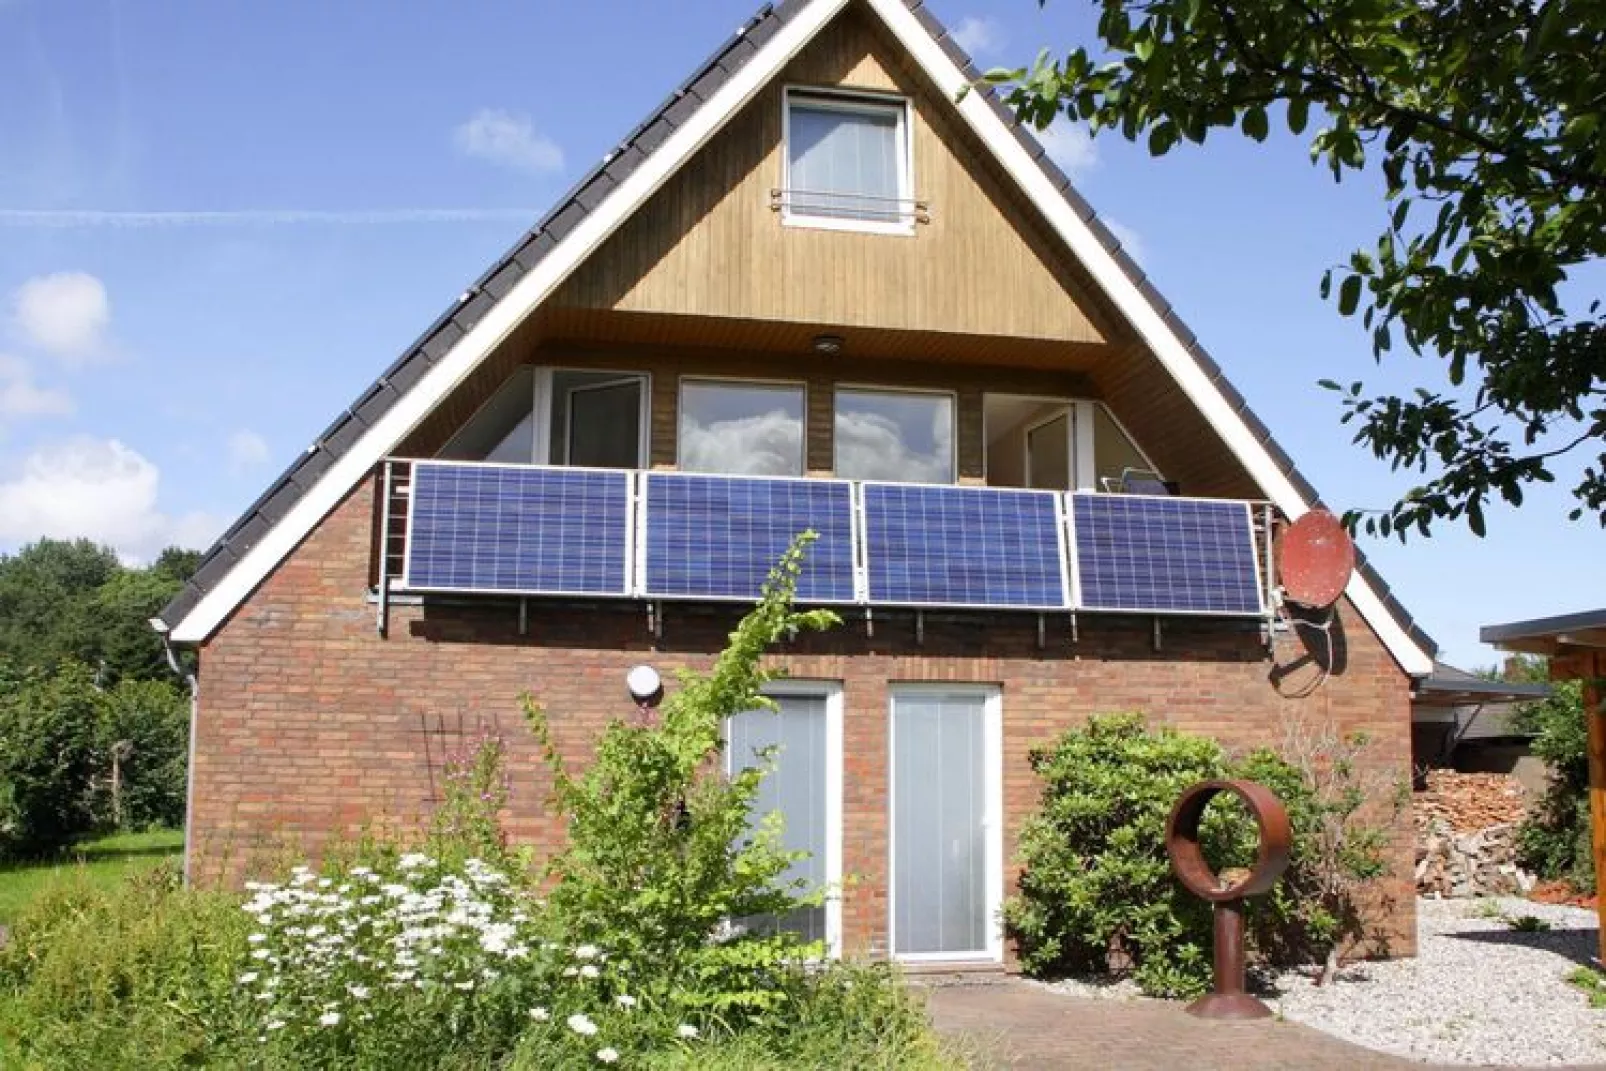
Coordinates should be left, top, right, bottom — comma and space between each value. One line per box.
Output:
992, 0, 1605, 537
0, 539, 194, 684
1506, 655, 1594, 891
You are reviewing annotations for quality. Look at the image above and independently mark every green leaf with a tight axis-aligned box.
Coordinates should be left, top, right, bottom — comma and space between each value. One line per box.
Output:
1338, 275, 1362, 316
1242, 106, 1269, 142
1287, 98, 1309, 135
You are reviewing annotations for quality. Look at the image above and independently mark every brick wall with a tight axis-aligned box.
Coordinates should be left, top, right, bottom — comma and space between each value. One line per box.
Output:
193, 477, 1418, 958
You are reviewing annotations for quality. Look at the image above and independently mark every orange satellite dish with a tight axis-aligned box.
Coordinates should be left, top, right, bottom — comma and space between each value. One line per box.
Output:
1276, 509, 1355, 609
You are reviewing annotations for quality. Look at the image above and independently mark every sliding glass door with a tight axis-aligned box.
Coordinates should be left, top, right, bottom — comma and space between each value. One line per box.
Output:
889, 686, 1002, 961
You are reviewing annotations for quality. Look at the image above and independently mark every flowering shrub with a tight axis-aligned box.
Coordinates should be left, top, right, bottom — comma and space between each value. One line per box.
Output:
236, 851, 706, 1066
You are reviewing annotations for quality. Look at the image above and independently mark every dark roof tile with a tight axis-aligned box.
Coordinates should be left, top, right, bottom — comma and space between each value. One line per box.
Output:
513, 232, 558, 272
574, 174, 616, 214
911, 3, 945, 40
688, 62, 732, 102
289, 445, 336, 489
482, 260, 526, 301
544, 201, 588, 242
321, 413, 368, 458
187, 545, 240, 594
353, 383, 401, 429
453, 291, 496, 333
745, 12, 782, 49
224, 513, 272, 556
420, 321, 465, 364
162, 584, 201, 626
256, 477, 305, 525
604, 143, 648, 186
663, 91, 702, 128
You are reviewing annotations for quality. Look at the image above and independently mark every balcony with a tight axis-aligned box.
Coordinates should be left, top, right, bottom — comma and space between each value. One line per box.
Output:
378, 459, 1278, 629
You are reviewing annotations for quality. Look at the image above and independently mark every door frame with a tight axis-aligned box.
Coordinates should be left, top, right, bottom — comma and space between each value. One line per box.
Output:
725, 679, 844, 959
886, 683, 1004, 963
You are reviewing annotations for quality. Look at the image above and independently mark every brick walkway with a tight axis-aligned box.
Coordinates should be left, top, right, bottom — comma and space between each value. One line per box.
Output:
924, 977, 1424, 1070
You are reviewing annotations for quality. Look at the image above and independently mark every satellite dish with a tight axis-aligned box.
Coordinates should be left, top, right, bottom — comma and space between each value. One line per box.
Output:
1276, 509, 1355, 609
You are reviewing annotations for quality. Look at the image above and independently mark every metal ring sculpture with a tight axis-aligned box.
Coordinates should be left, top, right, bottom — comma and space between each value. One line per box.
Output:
1164, 779, 1292, 1019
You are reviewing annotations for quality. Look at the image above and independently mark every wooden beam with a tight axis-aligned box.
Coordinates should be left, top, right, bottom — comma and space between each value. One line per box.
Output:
1582, 654, 1606, 964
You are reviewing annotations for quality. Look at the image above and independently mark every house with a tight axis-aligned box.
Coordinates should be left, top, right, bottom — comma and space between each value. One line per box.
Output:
1410, 662, 1550, 793
155, 0, 1439, 965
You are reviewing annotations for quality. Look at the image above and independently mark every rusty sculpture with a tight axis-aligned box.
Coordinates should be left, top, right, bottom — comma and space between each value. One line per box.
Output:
1164, 779, 1291, 1020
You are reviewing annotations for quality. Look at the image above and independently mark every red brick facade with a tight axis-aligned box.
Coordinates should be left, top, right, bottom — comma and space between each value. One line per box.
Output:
191, 476, 1418, 958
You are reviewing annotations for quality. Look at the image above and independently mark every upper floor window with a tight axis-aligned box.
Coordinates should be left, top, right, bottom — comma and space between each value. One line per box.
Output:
436, 367, 648, 469
680, 379, 806, 477
834, 387, 954, 484
783, 89, 913, 234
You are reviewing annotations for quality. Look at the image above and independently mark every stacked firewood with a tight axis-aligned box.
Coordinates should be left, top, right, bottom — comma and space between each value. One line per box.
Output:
1414, 771, 1535, 898
1415, 770, 1528, 832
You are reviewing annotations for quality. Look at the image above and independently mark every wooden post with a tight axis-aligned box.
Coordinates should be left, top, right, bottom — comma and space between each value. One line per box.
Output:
1560, 650, 1606, 964
1586, 656, 1606, 966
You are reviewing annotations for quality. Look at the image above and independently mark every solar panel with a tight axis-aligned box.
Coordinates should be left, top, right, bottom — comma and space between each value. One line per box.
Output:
1071, 494, 1263, 615
404, 462, 631, 596
862, 483, 1067, 609
642, 473, 857, 603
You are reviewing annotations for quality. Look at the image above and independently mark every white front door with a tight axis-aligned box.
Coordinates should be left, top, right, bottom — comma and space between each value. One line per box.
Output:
889, 685, 1002, 961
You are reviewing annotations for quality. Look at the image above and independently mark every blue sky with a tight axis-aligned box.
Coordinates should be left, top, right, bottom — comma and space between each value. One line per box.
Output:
0, 0, 1596, 669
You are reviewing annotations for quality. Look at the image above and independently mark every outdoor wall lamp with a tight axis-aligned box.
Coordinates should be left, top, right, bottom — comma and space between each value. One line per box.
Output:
626, 664, 664, 710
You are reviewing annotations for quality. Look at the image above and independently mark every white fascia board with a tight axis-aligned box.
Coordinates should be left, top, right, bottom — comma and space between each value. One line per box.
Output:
862, 0, 1433, 677
168, 0, 852, 644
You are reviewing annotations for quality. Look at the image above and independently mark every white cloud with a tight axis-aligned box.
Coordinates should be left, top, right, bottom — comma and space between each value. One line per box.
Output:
11, 271, 111, 362
227, 428, 270, 473
680, 412, 803, 476
0, 437, 220, 561
0, 354, 72, 420
1102, 217, 1147, 267
951, 16, 1004, 56
1037, 121, 1099, 179
834, 411, 952, 484
453, 110, 565, 175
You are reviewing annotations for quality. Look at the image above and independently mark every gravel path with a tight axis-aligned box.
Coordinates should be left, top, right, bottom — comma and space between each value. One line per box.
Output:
1270, 897, 1604, 1066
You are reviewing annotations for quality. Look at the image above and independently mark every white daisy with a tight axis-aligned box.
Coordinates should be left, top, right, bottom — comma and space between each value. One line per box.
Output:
567, 1013, 598, 1037
596, 1048, 619, 1064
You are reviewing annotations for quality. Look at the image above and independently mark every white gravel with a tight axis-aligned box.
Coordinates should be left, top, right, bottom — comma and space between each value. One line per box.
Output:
1270, 897, 1605, 1066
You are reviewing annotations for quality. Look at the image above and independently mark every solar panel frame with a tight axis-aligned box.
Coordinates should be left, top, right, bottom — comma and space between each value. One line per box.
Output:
1068, 491, 1267, 617
401, 460, 634, 598
639, 471, 860, 604
861, 481, 1070, 611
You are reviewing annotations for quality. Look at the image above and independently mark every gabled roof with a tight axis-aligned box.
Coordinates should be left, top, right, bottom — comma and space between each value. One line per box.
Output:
156, 0, 1437, 675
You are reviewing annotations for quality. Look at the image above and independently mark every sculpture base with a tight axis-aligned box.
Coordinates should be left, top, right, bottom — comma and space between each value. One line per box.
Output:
1185, 992, 1274, 1020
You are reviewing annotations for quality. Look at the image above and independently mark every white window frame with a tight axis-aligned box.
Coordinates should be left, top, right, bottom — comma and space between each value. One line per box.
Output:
676, 375, 810, 476
886, 683, 1003, 964
833, 383, 958, 485
532, 366, 651, 469
781, 86, 915, 237
981, 394, 1161, 492
724, 679, 844, 959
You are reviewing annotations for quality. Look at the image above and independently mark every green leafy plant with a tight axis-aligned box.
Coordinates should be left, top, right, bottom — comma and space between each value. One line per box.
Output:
529, 534, 840, 1019
1502, 914, 1552, 933
0, 661, 102, 857
1568, 966, 1606, 1009
1510, 657, 1594, 893
1006, 713, 1403, 995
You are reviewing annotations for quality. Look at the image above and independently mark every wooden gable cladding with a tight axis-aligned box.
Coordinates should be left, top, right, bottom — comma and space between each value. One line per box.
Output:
1095, 341, 1261, 499
550, 5, 1117, 347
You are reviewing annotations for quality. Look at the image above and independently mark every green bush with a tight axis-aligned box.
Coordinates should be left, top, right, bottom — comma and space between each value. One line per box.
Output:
96, 678, 190, 832
0, 661, 102, 857
0, 864, 249, 1069
1004, 714, 1400, 996
1512, 671, 1594, 893
1002, 713, 1229, 996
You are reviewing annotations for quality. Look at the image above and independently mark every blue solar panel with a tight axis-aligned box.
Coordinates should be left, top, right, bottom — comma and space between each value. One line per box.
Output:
642, 474, 857, 602
1071, 494, 1263, 615
405, 463, 630, 596
862, 483, 1067, 608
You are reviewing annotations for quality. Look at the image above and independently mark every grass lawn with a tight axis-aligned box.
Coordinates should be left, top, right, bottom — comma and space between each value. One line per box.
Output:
0, 829, 183, 925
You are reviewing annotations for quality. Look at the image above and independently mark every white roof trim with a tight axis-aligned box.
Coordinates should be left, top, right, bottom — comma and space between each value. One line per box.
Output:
170, 0, 1434, 677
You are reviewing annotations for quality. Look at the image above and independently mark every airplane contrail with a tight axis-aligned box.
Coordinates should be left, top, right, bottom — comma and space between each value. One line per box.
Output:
0, 208, 542, 228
